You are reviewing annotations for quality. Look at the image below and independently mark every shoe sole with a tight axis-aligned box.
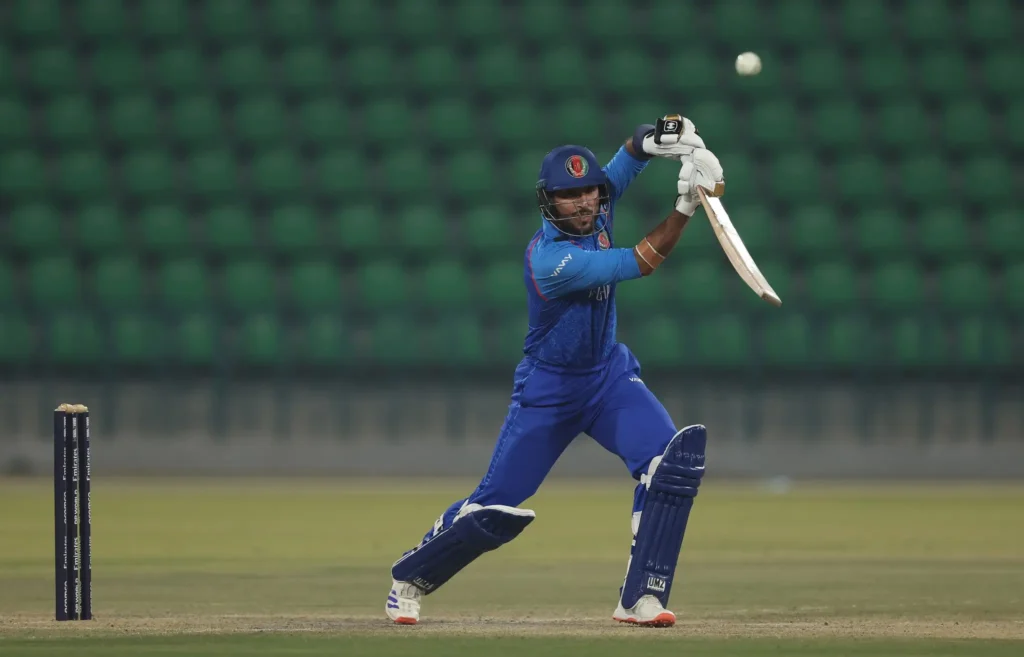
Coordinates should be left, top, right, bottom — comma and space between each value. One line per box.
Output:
613, 612, 675, 627
391, 616, 418, 625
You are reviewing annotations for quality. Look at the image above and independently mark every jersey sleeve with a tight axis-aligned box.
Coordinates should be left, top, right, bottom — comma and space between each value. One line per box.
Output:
604, 145, 650, 204
529, 241, 642, 300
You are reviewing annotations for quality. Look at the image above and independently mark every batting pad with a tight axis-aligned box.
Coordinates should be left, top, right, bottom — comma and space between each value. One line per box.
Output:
392, 504, 535, 594
620, 424, 706, 610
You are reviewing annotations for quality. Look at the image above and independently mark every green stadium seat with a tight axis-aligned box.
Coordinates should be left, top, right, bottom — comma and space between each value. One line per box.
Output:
689, 100, 737, 151
264, 0, 316, 44
962, 156, 1015, 206
788, 206, 843, 257
965, 0, 1014, 44
327, 0, 379, 42
749, 99, 802, 150
43, 96, 97, 147
616, 273, 667, 314
107, 95, 161, 146
918, 49, 970, 99
1006, 102, 1024, 149
630, 316, 687, 367
858, 51, 911, 98
869, 261, 925, 310
288, 261, 342, 313
56, 151, 109, 200
122, 151, 176, 201
280, 47, 332, 95
409, 46, 462, 93
269, 205, 320, 255
518, 0, 568, 44
393, 0, 442, 42
0, 262, 15, 307
711, 0, 762, 47
838, 0, 894, 44
463, 205, 516, 254
579, 0, 631, 39
731, 51, 785, 99
173, 313, 219, 367
774, 0, 825, 45
834, 153, 885, 206
138, 0, 188, 41
452, 0, 504, 44
201, 0, 256, 43
397, 206, 448, 253
233, 96, 288, 146
875, 99, 931, 151
886, 316, 947, 371
333, 204, 384, 252
205, 205, 256, 256
899, 154, 949, 205
805, 261, 860, 310
683, 202, 773, 261
90, 47, 145, 93
447, 151, 497, 201
10, 204, 61, 254
742, 260, 792, 312
140, 205, 189, 254
0, 151, 46, 200
153, 47, 206, 93
77, 0, 126, 40
237, 314, 284, 367
77, 204, 126, 255
474, 46, 526, 98
421, 261, 473, 311
902, 0, 952, 44
604, 49, 655, 96
672, 259, 727, 311
296, 314, 349, 366
370, 314, 423, 367
251, 150, 304, 201
187, 150, 239, 200
940, 100, 993, 152
110, 313, 164, 367
644, 1, 694, 45
217, 46, 268, 93
918, 207, 970, 260
222, 260, 277, 314
93, 257, 144, 311
28, 256, 80, 308
1004, 263, 1024, 315
954, 317, 1013, 372
760, 313, 813, 370
316, 150, 366, 200
983, 50, 1023, 98
821, 314, 872, 369
0, 46, 12, 92
0, 313, 34, 364
12, 0, 63, 42
157, 258, 210, 311
983, 209, 1024, 260
491, 100, 545, 149
812, 101, 864, 152
508, 151, 541, 193
492, 312, 529, 366
424, 316, 486, 367
482, 261, 524, 313
357, 262, 408, 311
379, 150, 431, 200
717, 152, 758, 203
296, 97, 349, 149
362, 98, 414, 148
794, 49, 848, 99
938, 261, 991, 312
0, 98, 30, 147
28, 48, 79, 94
47, 314, 103, 366
346, 47, 398, 93
769, 152, 821, 203
425, 98, 476, 148
694, 314, 751, 369
855, 208, 908, 260
536, 47, 590, 93
170, 96, 222, 147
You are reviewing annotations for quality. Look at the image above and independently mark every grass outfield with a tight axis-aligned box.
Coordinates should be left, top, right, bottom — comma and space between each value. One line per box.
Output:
1, 477, 1022, 656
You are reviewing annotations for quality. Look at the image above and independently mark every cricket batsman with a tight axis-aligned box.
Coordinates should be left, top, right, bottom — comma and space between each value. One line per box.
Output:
386, 116, 724, 627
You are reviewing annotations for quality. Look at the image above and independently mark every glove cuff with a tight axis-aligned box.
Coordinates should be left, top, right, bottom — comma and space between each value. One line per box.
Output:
675, 196, 700, 216
631, 124, 656, 160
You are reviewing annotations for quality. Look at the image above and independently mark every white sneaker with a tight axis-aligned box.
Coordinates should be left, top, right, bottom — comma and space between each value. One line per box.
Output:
613, 594, 676, 627
386, 579, 422, 625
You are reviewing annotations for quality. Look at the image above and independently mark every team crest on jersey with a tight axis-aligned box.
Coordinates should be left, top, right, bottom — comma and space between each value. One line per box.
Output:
565, 154, 588, 178
597, 230, 610, 249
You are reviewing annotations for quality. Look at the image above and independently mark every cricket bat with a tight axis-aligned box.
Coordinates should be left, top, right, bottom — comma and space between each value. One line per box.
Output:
697, 186, 782, 307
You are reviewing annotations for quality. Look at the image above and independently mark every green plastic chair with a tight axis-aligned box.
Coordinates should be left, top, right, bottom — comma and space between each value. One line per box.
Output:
288, 261, 342, 313
812, 101, 864, 152
451, 0, 504, 45
644, 1, 694, 45
821, 314, 872, 369
834, 153, 886, 207
378, 150, 432, 200
954, 317, 1013, 372
423, 316, 487, 367
630, 316, 688, 367
357, 261, 408, 311
473, 46, 526, 98
0, 99, 30, 148
296, 97, 349, 149
186, 150, 239, 201
0, 261, 16, 307
392, 0, 442, 42
689, 100, 738, 152
44, 95, 98, 147
491, 100, 546, 149
28, 256, 81, 309
153, 47, 206, 93
1003, 263, 1024, 315
838, 0, 894, 44
694, 314, 751, 369
885, 315, 948, 371
918, 207, 970, 260
77, 204, 127, 255
940, 100, 993, 152
536, 47, 590, 93
268, 205, 321, 255
760, 313, 813, 370
899, 154, 950, 205
858, 50, 911, 98
616, 273, 667, 315
749, 99, 802, 150
875, 98, 931, 151
369, 314, 424, 367
108, 95, 161, 146
1005, 101, 1024, 149
672, 259, 727, 311
447, 151, 497, 201
328, 0, 380, 44
794, 49, 848, 99
604, 49, 655, 96
787, 205, 843, 257
236, 314, 284, 368
296, 314, 349, 366
110, 313, 164, 367
425, 98, 477, 148
902, 0, 953, 44
93, 257, 144, 311
869, 261, 925, 311
982, 209, 1024, 261
139, 205, 190, 254
157, 258, 211, 311
9, 204, 61, 255
47, 314, 103, 366
711, 0, 762, 47
937, 261, 992, 312
362, 97, 414, 148
280, 46, 332, 96
216, 46, 269, 93
173, 313, 219, 367
90, 47, 145, 93
333, 203, 384, 252
918, 49, 970, 99
769, 152, 821, 203
0, 151, 46, 200
805, 260, 860, 311
170, 96, 222, 147
962, 156, 1014, 206
56, 151, 110, 201
221, 260, 277, 313
28, 47, 79, 94
232, 96, 288, 146
0, 312, 35, 365
205, 205, 257, 256
12, 0, 63, 42
264, 0, 316, 44
397, 206, 448, 253
122, 150, 176, 202
250, 150, 304, 201
77, 0, 127, 40
421, 261, 473, 311
774, 0, 826, 46
982, 49, 1023, 98
965, 0, 1014, 43
346, 46, 398, 93
316, 150, 367, 200
138, 0, 188, 41
200, 0, 256, 43
409, 46, 463, 94
481, 261, 525, 314
463, 205, 516, 255
518, 0, 568, 44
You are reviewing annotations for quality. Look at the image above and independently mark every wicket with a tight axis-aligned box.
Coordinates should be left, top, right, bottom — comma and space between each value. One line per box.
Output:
53, 403, 92, 621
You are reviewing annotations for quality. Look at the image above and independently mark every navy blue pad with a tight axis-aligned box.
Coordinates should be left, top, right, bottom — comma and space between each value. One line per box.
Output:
620, 425, 706, 610
392, 505, 535, 594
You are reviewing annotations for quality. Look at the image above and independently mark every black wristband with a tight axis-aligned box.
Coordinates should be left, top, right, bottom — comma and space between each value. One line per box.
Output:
631, 123, 656, 160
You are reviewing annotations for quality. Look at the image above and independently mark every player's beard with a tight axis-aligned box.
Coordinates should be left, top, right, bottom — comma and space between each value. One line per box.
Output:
567, 202, 598, 236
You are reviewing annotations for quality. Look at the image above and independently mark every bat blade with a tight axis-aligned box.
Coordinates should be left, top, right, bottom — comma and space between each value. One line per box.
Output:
697, 187, 782, 307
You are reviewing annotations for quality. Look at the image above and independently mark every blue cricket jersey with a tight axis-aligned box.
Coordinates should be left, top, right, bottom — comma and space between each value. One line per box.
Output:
522, 146, 649, 371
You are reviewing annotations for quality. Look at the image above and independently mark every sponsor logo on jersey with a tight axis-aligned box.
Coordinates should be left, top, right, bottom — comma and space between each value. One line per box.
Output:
552, 252, 572, 276
565, 155, 588, 178
646, 575, 667, 593
597, 230, 610, 249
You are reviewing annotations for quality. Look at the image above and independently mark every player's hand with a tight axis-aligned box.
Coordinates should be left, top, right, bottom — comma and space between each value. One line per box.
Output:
633, 114, 706, 160
675, 148, 724, 216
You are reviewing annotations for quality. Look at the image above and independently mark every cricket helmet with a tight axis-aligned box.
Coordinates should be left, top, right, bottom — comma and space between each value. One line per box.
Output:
535, 145, 611, 231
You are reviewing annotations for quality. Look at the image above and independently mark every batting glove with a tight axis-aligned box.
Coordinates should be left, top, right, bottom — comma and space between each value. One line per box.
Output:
632, 114, 706, 161
675, 148, 724, 216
